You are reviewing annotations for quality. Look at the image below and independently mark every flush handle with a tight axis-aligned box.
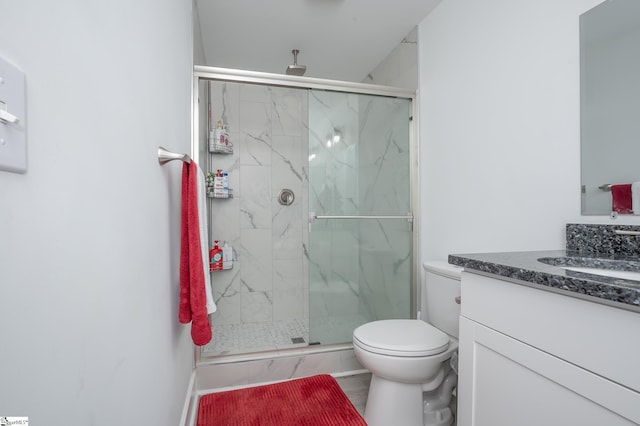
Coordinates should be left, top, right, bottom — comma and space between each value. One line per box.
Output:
455, 296, 461, 305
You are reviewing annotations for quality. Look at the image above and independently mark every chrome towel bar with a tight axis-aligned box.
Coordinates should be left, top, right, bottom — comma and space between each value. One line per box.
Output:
158, 146, 191, 165
309, 212, 413, 223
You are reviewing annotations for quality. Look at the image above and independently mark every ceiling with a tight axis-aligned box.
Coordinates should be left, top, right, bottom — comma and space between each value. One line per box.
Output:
194, 0, 442, 82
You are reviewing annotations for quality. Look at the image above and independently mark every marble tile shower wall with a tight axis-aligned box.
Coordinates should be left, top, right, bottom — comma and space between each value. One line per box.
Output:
207, 81, 309, 329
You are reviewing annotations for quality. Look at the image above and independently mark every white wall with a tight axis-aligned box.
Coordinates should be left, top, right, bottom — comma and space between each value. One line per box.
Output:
418, 0, 607, 262
193, 0, 207, 65
0, 1, 194, 425
363, 27, 419, 90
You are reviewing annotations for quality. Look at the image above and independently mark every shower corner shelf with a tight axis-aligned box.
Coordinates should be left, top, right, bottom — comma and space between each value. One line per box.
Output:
209, 144, 233, 155
207, 191, 233, 199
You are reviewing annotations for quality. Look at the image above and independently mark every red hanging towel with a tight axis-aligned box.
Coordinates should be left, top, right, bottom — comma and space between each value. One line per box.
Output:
179, 164, 192, 324
611, 184, 633, 214
179, 161, 212, 346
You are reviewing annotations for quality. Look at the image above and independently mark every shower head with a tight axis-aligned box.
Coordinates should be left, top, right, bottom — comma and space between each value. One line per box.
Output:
286, 49, 307, 76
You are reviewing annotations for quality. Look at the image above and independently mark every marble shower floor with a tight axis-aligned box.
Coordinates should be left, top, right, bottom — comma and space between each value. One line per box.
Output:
201, 314, 371, 357
201, 318, 309, 356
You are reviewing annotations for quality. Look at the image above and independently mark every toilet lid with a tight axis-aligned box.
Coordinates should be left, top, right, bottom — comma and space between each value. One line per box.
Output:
353, 319, 450, 357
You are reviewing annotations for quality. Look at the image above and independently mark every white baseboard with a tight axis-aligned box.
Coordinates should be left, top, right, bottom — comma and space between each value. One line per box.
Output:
179, 369, 197, 426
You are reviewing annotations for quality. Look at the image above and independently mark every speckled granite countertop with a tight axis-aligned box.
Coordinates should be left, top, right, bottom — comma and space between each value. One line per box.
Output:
448, 250, 640, 312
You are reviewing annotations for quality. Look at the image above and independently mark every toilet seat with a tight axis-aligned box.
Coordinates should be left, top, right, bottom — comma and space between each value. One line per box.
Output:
353, 319, 450, 357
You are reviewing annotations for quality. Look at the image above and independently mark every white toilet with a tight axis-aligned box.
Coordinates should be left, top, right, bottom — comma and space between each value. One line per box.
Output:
352, 261, 462, 426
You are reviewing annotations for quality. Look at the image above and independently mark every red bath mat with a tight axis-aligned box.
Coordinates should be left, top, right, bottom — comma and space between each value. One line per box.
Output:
196, 374, 367, 426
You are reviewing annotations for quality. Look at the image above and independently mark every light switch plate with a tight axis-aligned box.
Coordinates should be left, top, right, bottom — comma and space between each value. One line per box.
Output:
0, 55, 26, 173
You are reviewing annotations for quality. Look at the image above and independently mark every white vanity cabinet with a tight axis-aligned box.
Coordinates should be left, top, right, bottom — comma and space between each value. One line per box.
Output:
457, 271, 640, 426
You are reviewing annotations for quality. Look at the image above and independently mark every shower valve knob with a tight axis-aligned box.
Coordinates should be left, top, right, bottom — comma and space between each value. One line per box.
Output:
278, 189, 295, 206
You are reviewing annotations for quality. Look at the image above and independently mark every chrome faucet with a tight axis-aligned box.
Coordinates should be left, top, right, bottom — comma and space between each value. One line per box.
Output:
614, 229, 640, 236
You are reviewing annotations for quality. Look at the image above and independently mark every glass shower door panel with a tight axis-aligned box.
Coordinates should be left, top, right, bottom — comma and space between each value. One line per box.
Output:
308, 90, 412, 346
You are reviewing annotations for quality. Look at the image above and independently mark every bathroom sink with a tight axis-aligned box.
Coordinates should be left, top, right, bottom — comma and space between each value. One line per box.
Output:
537, 256, 640, 281
561, 266, 640, 281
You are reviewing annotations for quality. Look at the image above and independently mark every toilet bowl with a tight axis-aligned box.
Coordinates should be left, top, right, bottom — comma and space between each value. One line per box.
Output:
352, 262, 462, 426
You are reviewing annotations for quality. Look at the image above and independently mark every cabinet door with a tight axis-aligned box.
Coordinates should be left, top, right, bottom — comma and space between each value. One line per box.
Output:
457, 317, 640, 426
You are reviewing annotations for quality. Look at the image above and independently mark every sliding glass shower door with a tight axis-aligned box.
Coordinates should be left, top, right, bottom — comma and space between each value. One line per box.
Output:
197, 71, 415, 358
307, 89, 413, 346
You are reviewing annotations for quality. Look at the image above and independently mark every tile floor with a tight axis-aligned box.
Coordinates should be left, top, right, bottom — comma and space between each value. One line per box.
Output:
335, 373, 372, 417
335, 373, 458, 425
195, 372, 457, 425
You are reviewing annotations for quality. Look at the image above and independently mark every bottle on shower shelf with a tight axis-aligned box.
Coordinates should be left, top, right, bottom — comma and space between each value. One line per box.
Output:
214, 121, 224, 145
222, 122, 231, 147
209, 240, 223, 272
209, 120, 232, 154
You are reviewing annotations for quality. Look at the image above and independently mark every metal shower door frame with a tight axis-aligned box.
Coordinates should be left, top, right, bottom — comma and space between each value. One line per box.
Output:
191, 65, 421, 350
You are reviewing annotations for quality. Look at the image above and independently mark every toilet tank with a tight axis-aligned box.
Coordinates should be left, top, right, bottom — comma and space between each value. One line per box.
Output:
422, 261, 462, 338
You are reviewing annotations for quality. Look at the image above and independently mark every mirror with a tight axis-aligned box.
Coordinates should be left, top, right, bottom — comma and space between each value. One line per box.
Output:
580, 0, 640, 215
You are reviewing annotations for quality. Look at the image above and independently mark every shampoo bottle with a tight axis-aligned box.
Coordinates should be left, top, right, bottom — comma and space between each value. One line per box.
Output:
222, 123, 230, 146
209, 240, 223, 272
214, 121, 224, 145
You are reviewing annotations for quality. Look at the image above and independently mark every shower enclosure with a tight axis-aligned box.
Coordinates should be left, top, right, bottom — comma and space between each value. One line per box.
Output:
193, 67, 416, 359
